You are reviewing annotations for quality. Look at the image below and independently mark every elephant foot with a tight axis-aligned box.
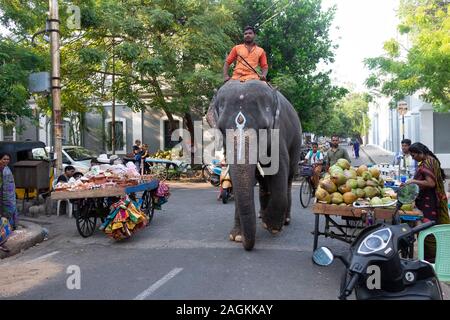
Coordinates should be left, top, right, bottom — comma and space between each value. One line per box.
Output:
229, 228, 242, 242
271, 229, 280, 235
262, 222, 282, 234
262, 222, 268, 230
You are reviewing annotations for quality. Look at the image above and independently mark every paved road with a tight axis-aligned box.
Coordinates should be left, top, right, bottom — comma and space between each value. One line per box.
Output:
1, 181, 352, 300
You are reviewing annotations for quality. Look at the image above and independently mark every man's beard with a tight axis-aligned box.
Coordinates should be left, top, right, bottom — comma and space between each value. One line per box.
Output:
331, 143, 338, 148
244, 38, 253, 44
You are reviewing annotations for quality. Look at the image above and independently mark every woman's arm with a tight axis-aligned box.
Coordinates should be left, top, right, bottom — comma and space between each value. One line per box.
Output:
408, 175, 436, 189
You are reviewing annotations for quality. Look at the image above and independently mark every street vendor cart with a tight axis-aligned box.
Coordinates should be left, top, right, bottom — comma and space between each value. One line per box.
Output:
51, 180, 159, 237
311, 202, 423, 252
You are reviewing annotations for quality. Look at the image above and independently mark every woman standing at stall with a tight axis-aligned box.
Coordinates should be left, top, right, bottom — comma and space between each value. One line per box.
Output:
406, 142, 450, 261
0, 153, 18, 252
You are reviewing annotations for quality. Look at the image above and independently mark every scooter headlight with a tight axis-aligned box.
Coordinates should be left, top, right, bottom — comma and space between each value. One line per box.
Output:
357, 228, 392, 255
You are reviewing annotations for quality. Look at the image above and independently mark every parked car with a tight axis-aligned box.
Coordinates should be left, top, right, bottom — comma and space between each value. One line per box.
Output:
45, 145, 97, 178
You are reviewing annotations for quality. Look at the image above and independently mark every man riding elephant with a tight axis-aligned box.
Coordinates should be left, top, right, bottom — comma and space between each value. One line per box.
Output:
223, 26, 268, 82
207, 69, 301, 251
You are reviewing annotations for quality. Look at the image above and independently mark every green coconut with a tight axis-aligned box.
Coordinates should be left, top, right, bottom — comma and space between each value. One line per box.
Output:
331, 172, 347, 186
343, 169, 357, 180
320, 179, 337, 194
331, 192, 344, 204
357, 177, 366, 188
361, 171, 373, 181
370, 197, 383, 206
346, 179, 358, 189
364, 186, 378, 198
337, 158, 351, 170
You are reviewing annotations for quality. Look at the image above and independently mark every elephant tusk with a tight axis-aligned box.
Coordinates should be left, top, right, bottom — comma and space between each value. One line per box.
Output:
257, 162, 265, 177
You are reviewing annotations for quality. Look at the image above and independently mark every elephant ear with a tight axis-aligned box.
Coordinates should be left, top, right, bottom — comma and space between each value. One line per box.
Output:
206, 91, 219, 128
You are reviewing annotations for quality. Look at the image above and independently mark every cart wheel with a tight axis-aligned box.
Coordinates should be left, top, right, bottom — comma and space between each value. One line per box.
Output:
202, 166, 211, 182
152, 163, 168, 181
75, 200, 97, 237
141, 191, 154, 223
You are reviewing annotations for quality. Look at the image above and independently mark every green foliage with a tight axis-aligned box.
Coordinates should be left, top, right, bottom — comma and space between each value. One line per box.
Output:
365, 0, 450, 111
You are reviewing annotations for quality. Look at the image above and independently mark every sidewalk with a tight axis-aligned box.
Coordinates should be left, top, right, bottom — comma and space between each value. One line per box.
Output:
361, 144, 394, 165
0, 220, 47, 259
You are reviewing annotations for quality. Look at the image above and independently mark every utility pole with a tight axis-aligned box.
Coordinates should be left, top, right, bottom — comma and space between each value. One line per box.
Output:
49, 0, 62, 175
111, 39, 116, 155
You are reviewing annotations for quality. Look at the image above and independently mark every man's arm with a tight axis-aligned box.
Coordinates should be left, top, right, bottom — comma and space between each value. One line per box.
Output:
224, 46, 237, 82
259, 50, 269, 80
343, 149, 352, 163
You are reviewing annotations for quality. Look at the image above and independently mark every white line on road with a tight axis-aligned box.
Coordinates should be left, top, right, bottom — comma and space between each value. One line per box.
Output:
28, 251, 60, 263
133, 267, 183, 300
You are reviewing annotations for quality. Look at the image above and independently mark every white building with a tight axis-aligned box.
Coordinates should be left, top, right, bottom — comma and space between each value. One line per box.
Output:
368, 93, 450, 169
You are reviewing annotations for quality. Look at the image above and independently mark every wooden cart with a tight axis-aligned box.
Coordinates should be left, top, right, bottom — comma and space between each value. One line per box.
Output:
51, 180, 159, 237
311, 202, 423, 251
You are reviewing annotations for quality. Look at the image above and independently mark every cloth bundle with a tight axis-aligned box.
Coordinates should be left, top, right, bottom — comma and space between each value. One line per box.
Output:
153, 182, 170, 210
0, 217, 12, 245
100, 196, 148, 240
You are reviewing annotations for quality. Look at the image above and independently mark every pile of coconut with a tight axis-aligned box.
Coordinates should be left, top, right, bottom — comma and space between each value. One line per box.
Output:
315, 159, 397, 206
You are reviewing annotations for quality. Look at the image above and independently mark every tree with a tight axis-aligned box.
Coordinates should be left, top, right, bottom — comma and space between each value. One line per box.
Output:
234, 0, 348, 134
365, 0, 450, 111
334, 93, 371, 142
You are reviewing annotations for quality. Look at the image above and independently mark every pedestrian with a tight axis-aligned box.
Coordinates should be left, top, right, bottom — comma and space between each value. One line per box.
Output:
326, 135, 351, 167
353, 139, 360, 159
0, 152, 18, 252
132, 140, 142, 172
393, 139, 418, 176
406, 142, 450, 262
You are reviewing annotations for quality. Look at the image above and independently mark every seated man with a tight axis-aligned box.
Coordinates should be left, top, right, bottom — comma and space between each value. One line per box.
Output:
223, 25, 268, 82
56, 165, 75, 184
302, 142, 324, 189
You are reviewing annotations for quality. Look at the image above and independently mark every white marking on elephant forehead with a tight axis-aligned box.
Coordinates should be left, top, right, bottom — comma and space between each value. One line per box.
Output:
276, 109, 280, 117
235, 112, 246, 161
239, 94, 244, 100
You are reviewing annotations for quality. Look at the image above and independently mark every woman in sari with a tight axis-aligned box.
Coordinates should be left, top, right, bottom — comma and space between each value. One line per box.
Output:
0, 152, 18, 252
406, 143, 450, 261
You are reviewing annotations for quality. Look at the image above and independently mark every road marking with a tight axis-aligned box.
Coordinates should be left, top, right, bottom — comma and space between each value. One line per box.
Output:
28, 251, 60, 263
133, 267, 183, 300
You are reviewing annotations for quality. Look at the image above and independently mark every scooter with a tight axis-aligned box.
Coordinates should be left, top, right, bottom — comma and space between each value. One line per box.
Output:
218, 164, 233, 204
312, 183, 443, 300
202, 159, 221, 187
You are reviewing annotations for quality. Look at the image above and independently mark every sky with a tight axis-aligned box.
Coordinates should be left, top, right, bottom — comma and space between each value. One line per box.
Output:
321, 0, 400, 92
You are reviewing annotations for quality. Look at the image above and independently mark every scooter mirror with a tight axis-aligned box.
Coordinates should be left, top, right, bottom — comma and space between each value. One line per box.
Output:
312, 247, 334, 266
397, 183, 419, 205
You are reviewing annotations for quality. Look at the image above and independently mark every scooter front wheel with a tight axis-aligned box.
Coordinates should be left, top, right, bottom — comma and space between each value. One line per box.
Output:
221, 189, 229, 204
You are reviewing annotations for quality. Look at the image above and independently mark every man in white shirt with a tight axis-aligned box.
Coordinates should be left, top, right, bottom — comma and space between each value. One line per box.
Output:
303, 142, 324, 188
393, 139, 418, 176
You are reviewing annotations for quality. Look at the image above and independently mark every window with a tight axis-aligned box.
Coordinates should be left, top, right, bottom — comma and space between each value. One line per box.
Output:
105, 118, 126, 153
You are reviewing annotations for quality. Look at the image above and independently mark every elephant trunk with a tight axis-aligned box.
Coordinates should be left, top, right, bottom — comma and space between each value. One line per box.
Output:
230, 164, 256, 250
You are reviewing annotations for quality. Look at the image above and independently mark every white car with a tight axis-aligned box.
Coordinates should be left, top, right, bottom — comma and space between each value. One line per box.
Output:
45, 146, 97, 178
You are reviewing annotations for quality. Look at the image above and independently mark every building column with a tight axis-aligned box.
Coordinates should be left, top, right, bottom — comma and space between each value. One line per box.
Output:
132, 110, 143, 144
419, 103, 434, 151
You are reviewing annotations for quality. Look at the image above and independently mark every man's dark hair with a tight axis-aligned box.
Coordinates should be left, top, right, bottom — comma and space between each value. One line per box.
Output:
401, 139, 412, 146
312, 142, 318, 147
331, 135, 340, 140
65, 165, 76, 172
244, 25, 255, 33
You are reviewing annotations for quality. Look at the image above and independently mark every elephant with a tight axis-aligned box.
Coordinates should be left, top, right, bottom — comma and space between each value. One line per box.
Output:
206, 80, 302, 250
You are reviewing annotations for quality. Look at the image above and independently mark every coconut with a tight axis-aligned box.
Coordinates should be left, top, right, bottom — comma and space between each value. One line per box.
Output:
364, 186, 378, 198
356, 165, 368, 176
331, 192, 344, 204
336, 158, 351, 170
315, 187, 329, 201
378, 177, 384, 187
361, 171, 373, 181
353, 188, 366, 198
357, 177, 366, 188
343, 192, 358, 205
401, 203, 413, 211
346, 179, 358, 189
369, 167, 381, 179
366, 180, 378, 187
370, 197, 383, 206
331, 172, 347, 186
329, 165, 344, 175
338, 184, 352, 194
320, 179, 337, 194
343, 169, 357, 180
382, 197, 394, 204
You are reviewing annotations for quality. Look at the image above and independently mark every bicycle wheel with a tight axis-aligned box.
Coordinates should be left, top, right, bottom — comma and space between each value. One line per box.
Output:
151, 163, 168, 181
299, 178, 313, 208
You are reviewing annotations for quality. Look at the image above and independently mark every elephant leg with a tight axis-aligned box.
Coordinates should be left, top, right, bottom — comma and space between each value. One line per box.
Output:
258, 176, 270, 220
263, 166, 288, 233
229, 206, 242, 242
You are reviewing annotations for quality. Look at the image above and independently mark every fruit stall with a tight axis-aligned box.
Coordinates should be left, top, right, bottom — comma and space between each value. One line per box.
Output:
311, 159, 423, 250
51, 163, 170, 239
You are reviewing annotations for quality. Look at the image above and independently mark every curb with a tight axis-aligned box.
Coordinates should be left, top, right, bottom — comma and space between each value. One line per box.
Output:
0, 221, 46, 259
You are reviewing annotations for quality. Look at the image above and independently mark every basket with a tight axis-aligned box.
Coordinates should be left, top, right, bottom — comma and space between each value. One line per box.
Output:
300, 165, 314, 177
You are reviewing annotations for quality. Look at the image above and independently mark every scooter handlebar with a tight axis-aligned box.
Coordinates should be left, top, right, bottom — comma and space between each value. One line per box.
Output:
410, 221, 435, 235
339, 273, 360, 300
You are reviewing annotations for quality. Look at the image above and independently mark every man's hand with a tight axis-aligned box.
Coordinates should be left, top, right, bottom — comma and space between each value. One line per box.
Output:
259, 74, 267, 81
224, 75, 231, 83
